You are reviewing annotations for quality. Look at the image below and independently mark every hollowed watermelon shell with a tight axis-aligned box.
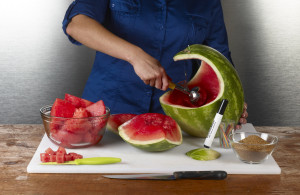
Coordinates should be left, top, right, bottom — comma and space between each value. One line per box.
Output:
159, 44, 244, 137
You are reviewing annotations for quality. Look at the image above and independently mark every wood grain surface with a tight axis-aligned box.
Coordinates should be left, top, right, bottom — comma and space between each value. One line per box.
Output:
1, 124, 299, 194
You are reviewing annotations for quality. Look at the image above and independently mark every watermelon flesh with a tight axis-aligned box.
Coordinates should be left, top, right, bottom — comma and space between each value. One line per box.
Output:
51, 98, 76, 118
86, 100, 106, 116
168, 62, 219, 107
107, 114, 137, 134
118, 113, 182, 152
160, 44, 244, 138
65, 93, 94, 108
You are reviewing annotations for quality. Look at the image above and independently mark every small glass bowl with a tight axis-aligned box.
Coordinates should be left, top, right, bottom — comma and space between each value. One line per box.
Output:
229, 132, 278, 164
40, 105, 110, 149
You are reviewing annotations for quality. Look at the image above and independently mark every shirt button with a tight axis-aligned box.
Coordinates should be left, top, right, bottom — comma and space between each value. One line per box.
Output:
111, 3, 115, 7
160, 25, 164, 30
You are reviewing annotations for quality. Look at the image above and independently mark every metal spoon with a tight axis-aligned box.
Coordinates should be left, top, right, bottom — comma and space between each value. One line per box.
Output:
169, 81, 200, 103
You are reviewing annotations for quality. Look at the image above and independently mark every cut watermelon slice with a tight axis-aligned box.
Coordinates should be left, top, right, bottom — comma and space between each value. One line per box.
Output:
49, 98, 76, 134
65, 93, 94, 108
86, 100, 106, 116
61, 108, 92, 135
119, 113, 182, 152
107, 114, 137, 134
50, 98, 76, 118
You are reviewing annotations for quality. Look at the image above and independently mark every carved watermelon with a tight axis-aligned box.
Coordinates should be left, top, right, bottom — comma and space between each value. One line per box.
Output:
107, 114, 137, 134
118, 113, 182, 152
160, 44, 244, 137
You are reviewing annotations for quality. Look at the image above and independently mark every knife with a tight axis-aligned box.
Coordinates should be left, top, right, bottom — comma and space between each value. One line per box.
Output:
103, 171, 227, 180
41, 157, 121, 165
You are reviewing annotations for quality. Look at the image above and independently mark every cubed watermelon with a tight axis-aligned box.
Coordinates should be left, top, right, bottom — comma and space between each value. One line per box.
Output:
75, 154, 83, 159
56, 153, 65, 163
65, 154, 73, 161
49, 154, 56, 162
57, 146, 67, 155
45, 147, 55, 155
40, 147, 83, 163
40, 153, 50, 163
68, 152, 78, 160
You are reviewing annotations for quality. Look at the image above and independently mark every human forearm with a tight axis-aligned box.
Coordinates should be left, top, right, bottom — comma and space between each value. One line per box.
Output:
66, 14, 169, 90
66, 14, 139, 63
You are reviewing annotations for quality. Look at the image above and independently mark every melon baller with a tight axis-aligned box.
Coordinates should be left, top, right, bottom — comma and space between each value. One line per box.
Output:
168, 81, 200, 103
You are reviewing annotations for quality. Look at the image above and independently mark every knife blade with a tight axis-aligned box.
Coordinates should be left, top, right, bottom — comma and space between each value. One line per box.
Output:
103, 171, 227, 180
41, 157, 121, 165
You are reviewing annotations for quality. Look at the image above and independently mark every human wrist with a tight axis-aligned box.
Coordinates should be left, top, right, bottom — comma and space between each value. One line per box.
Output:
126, 46, 143, 66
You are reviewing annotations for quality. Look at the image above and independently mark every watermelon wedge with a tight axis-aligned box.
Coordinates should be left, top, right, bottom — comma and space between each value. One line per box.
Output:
160, 44, 244, 137
65, 93, 94, 108
86, 100, 106, 116
107, 114, 137, 134
49, 98, 76, 134
50, 98, 76, 118
118, 113, 182, 152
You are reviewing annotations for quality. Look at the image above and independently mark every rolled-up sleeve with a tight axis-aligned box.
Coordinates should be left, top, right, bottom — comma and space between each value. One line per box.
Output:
62, 0, 109, 45
204, 0, 233, 65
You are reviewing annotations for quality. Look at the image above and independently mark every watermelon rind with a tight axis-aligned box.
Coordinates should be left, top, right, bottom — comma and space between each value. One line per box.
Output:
186, 148, 221, 161
118, 118, 182, 152
160, 44, 244, 137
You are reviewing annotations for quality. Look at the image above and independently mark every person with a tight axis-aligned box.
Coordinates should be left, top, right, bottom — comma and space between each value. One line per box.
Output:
62, 0, 248, 128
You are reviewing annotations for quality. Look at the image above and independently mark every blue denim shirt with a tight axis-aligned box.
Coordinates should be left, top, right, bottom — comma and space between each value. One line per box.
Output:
62, 0, 232, 114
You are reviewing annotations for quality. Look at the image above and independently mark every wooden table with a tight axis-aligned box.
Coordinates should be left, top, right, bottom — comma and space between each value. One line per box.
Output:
1, 124, 299, 194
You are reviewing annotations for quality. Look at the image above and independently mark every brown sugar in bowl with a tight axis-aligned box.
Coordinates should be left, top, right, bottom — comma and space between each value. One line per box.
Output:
229, 132, 278, 164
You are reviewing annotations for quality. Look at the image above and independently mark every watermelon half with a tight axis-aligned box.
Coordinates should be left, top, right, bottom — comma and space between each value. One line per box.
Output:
159, 44, 244, 137
118, 113, 182, 152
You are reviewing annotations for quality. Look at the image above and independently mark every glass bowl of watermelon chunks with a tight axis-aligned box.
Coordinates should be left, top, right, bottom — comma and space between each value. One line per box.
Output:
40, 94, 110, 149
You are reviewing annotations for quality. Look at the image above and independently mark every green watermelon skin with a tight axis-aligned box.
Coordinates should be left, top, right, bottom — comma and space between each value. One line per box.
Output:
122, 139, 180, 152
160, 44, 244, 137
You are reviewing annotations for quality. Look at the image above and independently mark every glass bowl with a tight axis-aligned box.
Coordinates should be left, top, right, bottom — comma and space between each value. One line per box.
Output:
229, 132, 278, 164
40, 105, 110, 149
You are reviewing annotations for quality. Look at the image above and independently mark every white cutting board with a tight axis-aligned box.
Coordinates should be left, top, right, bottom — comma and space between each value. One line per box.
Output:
27, 123, 281, 174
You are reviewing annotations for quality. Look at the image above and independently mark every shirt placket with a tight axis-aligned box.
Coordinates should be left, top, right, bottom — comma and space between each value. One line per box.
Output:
142, 1, 167, 113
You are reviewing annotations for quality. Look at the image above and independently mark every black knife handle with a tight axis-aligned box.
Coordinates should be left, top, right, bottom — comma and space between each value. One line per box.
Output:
173, 171, 227, 180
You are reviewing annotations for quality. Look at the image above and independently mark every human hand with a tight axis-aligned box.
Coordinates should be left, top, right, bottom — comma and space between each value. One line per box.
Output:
235, 102, 248, 129
129, 48, 169, 91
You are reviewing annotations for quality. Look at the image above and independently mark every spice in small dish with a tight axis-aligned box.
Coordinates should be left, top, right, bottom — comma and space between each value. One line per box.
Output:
230, 132, 278, 164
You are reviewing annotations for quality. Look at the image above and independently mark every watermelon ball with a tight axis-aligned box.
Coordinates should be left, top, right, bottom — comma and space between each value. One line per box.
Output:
40, 96, 110, 149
